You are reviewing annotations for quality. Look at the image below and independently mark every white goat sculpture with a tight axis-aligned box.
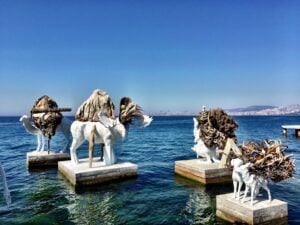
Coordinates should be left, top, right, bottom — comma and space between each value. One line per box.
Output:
236, 162, 271, 205
192, 118, 219, 163
20, 115, 71, 152
70, 113, 152, 166
231, 158, 244, 200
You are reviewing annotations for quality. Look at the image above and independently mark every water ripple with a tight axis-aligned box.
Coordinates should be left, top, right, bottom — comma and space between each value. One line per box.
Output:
0, 116, 300, 224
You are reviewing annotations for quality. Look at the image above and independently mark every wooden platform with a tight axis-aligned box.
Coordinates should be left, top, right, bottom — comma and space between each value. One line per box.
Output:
216, 193, 288, 225
58, 159, 138, 187
26, 151, 70, 168
174, 159, 232, 184
282, 125, 300, 137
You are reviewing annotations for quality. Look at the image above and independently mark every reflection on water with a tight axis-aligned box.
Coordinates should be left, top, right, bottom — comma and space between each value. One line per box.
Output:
182, 188, 214, 224
68, 192, 119, 224
175, 175, 232, 225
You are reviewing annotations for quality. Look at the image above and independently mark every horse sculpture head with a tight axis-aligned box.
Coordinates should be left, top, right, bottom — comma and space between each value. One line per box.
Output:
118, 97, 152, 130
97, 97, 152, 139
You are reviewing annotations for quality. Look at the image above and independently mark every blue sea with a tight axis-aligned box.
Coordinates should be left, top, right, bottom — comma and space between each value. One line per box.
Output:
0, 116, 300, 225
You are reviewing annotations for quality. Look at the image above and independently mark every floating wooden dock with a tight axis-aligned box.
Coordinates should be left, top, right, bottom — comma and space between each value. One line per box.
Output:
174, 159, 232, 184
216, 193, 288, 225
281, 125, 300, 137
58, 159, 138, 187
27, 151, 70, 168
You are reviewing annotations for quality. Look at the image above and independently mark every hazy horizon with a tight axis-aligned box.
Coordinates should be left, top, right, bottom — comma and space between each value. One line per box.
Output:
1, 1, 299, 116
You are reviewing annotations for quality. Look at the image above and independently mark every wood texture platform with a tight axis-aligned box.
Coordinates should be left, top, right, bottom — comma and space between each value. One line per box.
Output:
174, 159, 232, 184
282, 125, 300, 137
216, 193, 288, 225
26, 151, 70, 168
58, 159, 138, 187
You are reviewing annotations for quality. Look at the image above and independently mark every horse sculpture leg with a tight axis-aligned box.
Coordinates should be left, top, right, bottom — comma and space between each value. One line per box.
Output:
242, 185, 249, 204
41, 135, 45, 151
88, 125, 96, 168
110, 147, 116, 164
233, 181, 237, 199
70, 138, 85, 164
237, 181, 242, 200
47, 139, 51, 154
265, 186, 272, 202
100, 144, 104, 161
250, 182, 256, 205
103, 141, 113, 166
36, 134, 42, 151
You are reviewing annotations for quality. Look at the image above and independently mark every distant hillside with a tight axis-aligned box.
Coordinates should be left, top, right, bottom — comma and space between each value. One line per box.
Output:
150, 110, 196, 116
228, 104, 300, 116
228, 105, 277, 113
149, 105, 300, 116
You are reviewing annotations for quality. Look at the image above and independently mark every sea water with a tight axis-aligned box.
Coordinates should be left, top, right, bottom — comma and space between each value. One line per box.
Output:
0, 116, 299, 224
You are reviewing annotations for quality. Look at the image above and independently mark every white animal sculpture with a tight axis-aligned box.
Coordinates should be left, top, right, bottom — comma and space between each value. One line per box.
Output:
191, 139, 219, 163
20, 115, 71, 152
192, 118, 219, 163
237, 162, 271, 205
0, 163, 11, 207
70, 113, 152, 166
231, 158, 244, 200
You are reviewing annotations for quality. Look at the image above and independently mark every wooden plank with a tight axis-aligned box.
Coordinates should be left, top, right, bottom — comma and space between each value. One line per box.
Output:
281, 125, 300, 137
281, 125, 300, 129
31, 108, 72, 113
219, 138, 242, 168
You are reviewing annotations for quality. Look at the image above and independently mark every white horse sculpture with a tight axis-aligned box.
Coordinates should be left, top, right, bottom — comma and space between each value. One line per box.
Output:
70, 113, 152, 166
236, 162, 271, 205
0, 163, 11, 207
192, 118, 219, 163
20, 115, 72, 152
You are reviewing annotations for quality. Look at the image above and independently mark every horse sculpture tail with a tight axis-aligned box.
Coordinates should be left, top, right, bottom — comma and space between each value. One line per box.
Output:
89, 125, 97, 168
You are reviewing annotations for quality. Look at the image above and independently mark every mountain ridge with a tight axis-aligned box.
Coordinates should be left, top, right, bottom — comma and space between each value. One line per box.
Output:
227, 104, 300, 116
149, 104, 300, 116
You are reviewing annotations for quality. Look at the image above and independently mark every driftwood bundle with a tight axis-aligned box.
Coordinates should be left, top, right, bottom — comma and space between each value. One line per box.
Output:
31, 95, 63, 139
237, 140, 295, 182
196, 108, 238, 149
119, 97, 144, 126
75, 89, 115, 122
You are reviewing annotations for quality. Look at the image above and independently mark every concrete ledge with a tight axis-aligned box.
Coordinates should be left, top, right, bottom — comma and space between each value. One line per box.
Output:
58, 159, 138, 187
216, 193, 288, 225
174, 159, 232, 184
27, 151, 70, 168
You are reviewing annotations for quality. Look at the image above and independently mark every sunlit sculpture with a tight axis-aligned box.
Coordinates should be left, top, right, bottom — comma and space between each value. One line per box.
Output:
192, 106, 238, 163
231, 158, 244, 200
70, 90, 152, 166
20, 95, 72, 152
20, 115, 71, 152
229, 140, 295, 205
192, 118, 219, 163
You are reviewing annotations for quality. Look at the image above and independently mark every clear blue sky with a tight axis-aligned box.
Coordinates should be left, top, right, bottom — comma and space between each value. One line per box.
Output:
0, 0, 299, 115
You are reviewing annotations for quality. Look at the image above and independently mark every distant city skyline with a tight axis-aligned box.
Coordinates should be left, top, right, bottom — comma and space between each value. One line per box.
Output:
1, 1, 299, 115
